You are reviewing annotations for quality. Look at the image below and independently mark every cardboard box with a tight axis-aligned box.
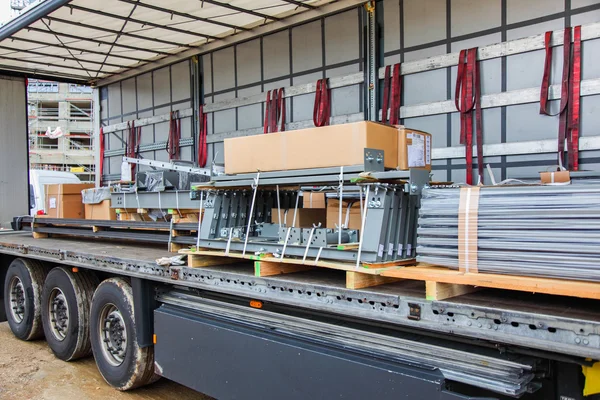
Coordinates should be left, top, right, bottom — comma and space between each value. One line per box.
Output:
224, 121, 399, 174
45, 183, 94, 219
85, 200, 117, 220
303, 192, 326, 208
540, 170, 570, 184
397, 126, 432, 171
326, 199, 362, 231
271, 208, 327, 228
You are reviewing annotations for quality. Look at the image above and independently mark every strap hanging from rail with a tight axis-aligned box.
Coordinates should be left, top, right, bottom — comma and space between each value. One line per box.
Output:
313, 78, 331, 127
126, 121, 141, 178
263, 88, 286, 133
381, 63, 402, 125
99, 126, 105, 180
166, 110, 181, 160
539, 27, 581, 170
197, 105, 208, 168
455, 48, 483, 185
569, 26, 582, 171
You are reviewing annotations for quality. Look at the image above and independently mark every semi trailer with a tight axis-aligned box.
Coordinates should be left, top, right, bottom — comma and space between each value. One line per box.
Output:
1, 0, 600, 399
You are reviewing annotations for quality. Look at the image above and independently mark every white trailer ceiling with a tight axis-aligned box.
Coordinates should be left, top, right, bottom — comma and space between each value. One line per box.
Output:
0, 0, 364, 84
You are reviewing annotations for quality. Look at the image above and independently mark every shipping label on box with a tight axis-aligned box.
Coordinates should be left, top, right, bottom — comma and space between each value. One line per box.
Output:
49, 197, 57, 209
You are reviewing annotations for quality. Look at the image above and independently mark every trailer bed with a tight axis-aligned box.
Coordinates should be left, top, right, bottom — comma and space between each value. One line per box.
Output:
0, 232, 598, 362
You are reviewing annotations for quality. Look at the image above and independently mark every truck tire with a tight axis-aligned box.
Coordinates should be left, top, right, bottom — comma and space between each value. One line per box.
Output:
90, 278, 159, 391
41, 267, 98, 361
3, 258, 48, 341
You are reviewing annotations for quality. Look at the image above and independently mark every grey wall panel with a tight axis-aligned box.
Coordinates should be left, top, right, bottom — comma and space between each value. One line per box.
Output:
108, 83, 121, 117
181, 115, 192, 139
325, 11, 359, 64
292, 21, 322, 73
506, 0, 563, 24
180, 146, 192, 161
451, 0, 501, 37
137, 110, 154, 145
0, 76, 27, 227
264, 31, 290, 79
403, 0, 446, 47
403, 45, 448, 62
100, 87, 108, 120
331, 85, 361, 117
581, 38, 600, 80
153, 67, 171, 106
213, 141, 225, 164
573, 0, 600, 8
212, 47, 235, 92
236, 39, 261, 86
505, 102, 561, 143
580, 95, 600, 137
121, 77, 136, 115
154, 106, 171, 143
404, 69, 447, 106
202, 54, 212, 95
237, 86, 263, 130
108, 154, 122, 177
292, 72, 322, 122
383, 0, 401, 54
402, 114, 447, 148
572, 8, 600, 24
137, 72, 153, 110
171, 61, 191, 102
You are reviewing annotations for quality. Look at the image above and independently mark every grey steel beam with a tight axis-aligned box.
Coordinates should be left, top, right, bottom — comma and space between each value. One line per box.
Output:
67, 4, 216, 40
0, 0, 71, 41
25, 26, 170, 55
6, 36, 146, 62
0, 54, 104, 74
198, 0, 281, 22
118, 0, 249, 32
45, 16, 198, 49
0, 45, 129, 69
110, 190, 200, 209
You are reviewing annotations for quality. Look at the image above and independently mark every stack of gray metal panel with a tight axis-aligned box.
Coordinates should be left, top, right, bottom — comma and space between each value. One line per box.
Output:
417, 185, 600, 281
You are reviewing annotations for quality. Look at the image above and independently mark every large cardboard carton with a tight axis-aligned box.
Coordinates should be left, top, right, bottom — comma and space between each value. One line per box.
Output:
271, 208, 327, 228
397, 126, 432, 170
326, 199, 362, 231
302, 192, 326, 208
45, 183, 94, 218
85, 200, 117, 220
224, 121, 399, 174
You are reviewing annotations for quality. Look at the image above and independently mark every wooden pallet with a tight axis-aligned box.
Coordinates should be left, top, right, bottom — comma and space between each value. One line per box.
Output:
381, 264, 600, 301
179, 248, 411, 289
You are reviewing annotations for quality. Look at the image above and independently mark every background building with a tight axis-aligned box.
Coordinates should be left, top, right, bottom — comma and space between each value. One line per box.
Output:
28, 80, 95, 182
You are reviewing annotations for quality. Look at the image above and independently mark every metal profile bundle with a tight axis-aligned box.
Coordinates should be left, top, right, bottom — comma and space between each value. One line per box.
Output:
417, 184, 600, 281
193, 167, 429, 264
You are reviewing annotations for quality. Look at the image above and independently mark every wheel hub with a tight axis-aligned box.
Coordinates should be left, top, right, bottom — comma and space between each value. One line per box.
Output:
99, 304, 127, 366
8, 277, 26, 323
48, 288, 70, 341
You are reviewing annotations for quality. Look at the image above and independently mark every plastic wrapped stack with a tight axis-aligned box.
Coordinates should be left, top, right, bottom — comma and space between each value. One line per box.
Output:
417, 185, 600, 281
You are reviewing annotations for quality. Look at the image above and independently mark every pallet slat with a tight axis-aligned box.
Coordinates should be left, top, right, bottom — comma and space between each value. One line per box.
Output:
381, 265, 600, 300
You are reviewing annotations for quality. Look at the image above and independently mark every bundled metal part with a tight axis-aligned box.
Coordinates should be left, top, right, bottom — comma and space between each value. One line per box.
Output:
417, 184, 600, 281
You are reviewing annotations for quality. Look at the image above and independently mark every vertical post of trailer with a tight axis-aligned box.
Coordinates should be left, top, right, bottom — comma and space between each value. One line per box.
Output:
93, 87, 101, 187
365, 1, 378, 121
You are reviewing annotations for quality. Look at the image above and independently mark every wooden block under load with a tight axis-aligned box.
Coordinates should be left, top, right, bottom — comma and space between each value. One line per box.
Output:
425, 281, 479, 301
254, 261, 313, 277
346, 271, 401, 289
187, 254, 244, 268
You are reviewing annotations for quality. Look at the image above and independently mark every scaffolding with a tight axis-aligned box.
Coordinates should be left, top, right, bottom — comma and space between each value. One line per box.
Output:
27, 80, 95, 182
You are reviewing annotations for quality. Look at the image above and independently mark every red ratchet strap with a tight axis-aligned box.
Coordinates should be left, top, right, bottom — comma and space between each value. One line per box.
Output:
127, 121, 141, 177
99, 126, 105, 179
381, 63, 402, 125
313, 78, 331, 127
539, 27, 581, 170
167, 111, 181, 160
197, 105, 208, 168
569, 26, 582, 171
455, 48, 483, 185
263, 88, 286, 133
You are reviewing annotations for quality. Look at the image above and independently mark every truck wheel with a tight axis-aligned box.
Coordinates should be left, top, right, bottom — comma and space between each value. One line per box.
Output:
41, 267, 98, 361
90, 278, 158, 391
3, 258, 48, 341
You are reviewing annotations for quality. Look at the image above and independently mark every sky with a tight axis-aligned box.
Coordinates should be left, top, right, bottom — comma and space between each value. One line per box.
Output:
0, 0, 11, 25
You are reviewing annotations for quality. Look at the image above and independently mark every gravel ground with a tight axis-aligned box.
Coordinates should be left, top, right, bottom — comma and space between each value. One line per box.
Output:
0, 322, 211, 400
